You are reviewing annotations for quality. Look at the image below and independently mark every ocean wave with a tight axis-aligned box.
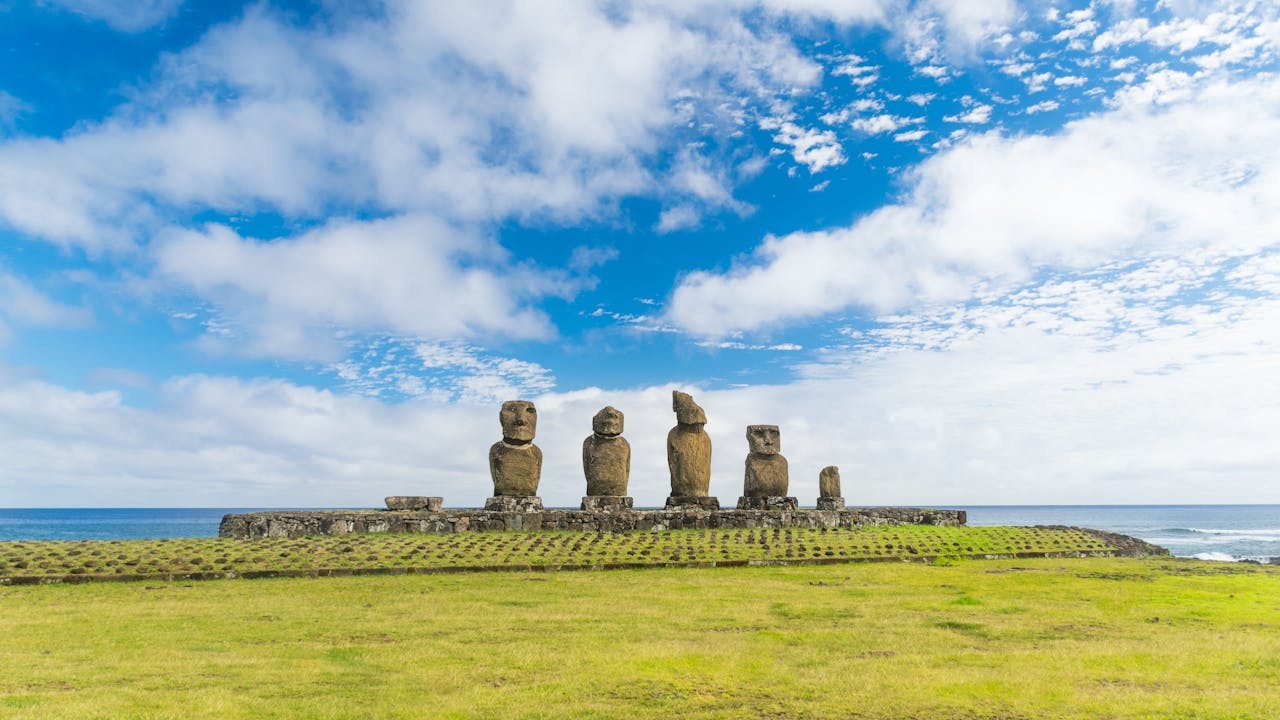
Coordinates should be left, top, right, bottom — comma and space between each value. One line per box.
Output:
1186, 527, 1280, 538
1191, 552, 1242, 562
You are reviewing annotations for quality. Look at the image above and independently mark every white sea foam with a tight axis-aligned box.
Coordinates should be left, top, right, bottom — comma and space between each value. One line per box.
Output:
1186, 528, 1280, 539
1191, 552, 1242, 562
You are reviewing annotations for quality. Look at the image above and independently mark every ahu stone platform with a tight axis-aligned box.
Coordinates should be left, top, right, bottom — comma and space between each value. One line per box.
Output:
219, 507, 967, 539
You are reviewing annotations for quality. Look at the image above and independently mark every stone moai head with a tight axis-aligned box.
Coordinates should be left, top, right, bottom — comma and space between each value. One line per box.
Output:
499, 400, 537, 443
672, 390, 707, 426
746, 425, 781, 455
592, 406, 624, 437
819, 465, 841, 497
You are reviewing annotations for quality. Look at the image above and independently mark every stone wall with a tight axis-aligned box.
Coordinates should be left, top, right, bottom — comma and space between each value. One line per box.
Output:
219, 507, 967, 539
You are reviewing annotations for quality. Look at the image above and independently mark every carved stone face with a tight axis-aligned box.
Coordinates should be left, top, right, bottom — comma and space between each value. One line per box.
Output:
747, 425, 780, 455
499, 400, 537, 443
592, 406, 624, 436
672, 390, 707, 425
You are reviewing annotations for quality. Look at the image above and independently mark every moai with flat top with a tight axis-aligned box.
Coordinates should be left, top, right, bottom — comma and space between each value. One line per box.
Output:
816, 465, 844, 510
486, 400, 544, 512
737, 424, 798, 511
665, 390, 718, 510
581, 405, 633, 511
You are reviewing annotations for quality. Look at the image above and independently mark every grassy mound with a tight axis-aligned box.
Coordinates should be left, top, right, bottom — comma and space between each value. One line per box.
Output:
2, 525, 1127, 584
1, 557, 1277, 719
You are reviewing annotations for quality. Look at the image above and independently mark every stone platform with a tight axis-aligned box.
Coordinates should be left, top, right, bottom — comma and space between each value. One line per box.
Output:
218, 506, 967, 539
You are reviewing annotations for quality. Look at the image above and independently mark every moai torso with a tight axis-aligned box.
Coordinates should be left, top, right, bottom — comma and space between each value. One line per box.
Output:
819, 466, 841, 498
667, 391, 712, 496
583, 406, 630, 496
490, 400, 542, 497
743, 425, 789, 497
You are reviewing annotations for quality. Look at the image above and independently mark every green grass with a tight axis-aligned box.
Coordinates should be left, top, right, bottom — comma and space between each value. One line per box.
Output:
0, 526, 1120, 583
1, 557, 1277, 719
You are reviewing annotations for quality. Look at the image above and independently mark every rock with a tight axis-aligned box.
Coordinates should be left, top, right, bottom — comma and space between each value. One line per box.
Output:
490, 400, 542, 496
743, 425, 788, 497
483, 496, 544, 512
583, 406, 631, 496
736, 496, 798, 511
581, 496, 633, 512
384, 496, 443, 511
664, 496, 721, 510
667, 391, 712, 497
819, 465, 841, 499
815, 497, 845, 511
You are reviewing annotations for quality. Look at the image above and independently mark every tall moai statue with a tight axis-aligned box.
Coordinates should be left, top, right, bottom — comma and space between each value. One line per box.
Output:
581, 406, 633, 511
486, 400, 544, 512
737, 424, 797, 511
816, 465, 844, 510
665, 390, 718, 510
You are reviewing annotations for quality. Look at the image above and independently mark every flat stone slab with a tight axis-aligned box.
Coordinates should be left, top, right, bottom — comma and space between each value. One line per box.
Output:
816, 497, 845, 510
484, 496, 544, 512
384, 496, 443, 511
581, 496, 634, 511
665, 496, 720, 510
737, 496, 798, 511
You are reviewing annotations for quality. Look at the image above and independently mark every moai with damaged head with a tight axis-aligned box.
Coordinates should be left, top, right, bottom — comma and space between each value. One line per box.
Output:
487, 400, 543, 510
665, 390, 717, 509
737, 424, 797, 511
581, 406, 633, 511
817, 465, 844, 510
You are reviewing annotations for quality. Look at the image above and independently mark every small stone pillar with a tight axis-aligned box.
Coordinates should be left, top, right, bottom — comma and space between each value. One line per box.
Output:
665, 390, 718, 510
816, 465, 844, 510
737, 425, 797, 511
487, 400, 543, 512
581, 406, 632, 511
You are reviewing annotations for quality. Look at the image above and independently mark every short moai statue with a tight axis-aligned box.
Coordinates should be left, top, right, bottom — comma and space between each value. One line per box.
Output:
816, 465, 844, 510
665, 390, 718, 510
486, 400, 544, 512
581, 406, 633, 512
737, 425, 797, 511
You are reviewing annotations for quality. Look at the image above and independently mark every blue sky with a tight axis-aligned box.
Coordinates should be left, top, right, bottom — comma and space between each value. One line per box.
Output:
2, 0, 1279, 507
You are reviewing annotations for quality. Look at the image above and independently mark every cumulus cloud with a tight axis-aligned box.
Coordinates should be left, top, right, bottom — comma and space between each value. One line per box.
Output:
152, 215, 566, 358
666, 72, 1280, 336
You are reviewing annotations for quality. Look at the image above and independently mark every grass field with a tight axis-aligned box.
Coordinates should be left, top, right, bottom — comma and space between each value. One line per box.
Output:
2, 556, 1278, 719
0, 525, 1121, 584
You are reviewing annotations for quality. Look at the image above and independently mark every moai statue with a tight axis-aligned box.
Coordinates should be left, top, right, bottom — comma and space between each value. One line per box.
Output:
737, 424, 798, 511
581, 406, 633, 512
486, 400, 544, 512
816, 465, 845, 510
665, 390, 718, 510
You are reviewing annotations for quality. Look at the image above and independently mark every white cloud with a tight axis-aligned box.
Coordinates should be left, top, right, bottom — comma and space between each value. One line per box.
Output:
665, 72, 1280, 336
331, 340, 556, 403
0, 271, 92, 331
43, 0, 183, 32
893, 128, 928, 142
1024, 100, 1060, 114
943, 103, 992, 123
850, 114, 916, 134
152, 215, 566, 359
765, 120, 846, 172
1054, 75, 1088, 87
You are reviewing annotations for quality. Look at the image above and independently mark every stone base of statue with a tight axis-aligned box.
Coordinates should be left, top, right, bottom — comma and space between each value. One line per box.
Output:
484, 496, 544, 512
665, 495, 720, 510
737, 496, 798, 511
580, 496, 634, 512
816, 497, 845, 510
384, 496, 443, 511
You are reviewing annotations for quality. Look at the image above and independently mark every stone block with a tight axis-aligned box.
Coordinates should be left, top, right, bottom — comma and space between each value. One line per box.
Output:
665, 495, 720, 510
815, 497, 845, 510
736, 496, 798, 511
580, 496, 634, 512
384, 496, 443, 511
483, 496, 544, 513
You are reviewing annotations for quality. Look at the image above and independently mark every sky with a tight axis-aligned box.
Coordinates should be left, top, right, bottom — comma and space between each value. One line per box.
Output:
1, 0, 1278, 508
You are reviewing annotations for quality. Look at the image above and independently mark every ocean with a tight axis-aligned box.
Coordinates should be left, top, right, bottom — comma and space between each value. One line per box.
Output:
1, 505, 1277, 562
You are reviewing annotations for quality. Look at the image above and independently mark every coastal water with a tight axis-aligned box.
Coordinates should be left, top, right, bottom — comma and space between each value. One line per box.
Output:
963, 505, 1280, 563
2, 505, 1277, 562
